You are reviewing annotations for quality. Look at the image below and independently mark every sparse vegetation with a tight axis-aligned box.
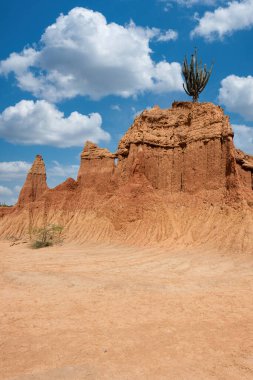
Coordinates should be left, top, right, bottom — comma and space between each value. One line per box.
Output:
182, 49, 213, 102
0, 202, 12, 207
31, 224, 63, 249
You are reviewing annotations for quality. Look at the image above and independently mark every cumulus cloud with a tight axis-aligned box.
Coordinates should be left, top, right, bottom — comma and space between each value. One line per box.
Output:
0, 161, 31, 181
0, 185, 13, 196
0, 7, 182, 102
191, 0, 253, 40
0, 185, 19, 205
48, 161, 79, 179
160, 0, 218, 10
219, 75, 253, 121
0, 99, 110, 147
151, 61, 182, 93
232, 124, 253, 154
156, 29, 178, 41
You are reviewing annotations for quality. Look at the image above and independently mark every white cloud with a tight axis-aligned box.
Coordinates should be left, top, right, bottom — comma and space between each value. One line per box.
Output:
0, 162, 31, 204
46, 161, 80, 187
152, 61, 182, 92
0, 161, 31, 181
0, 99, 110, 147
14, 185, 22, 193
191, 0, 253, 40
0, 185, 13, 196
0, 8, 182, 102
156, 29, 178, 41
111, 105, 121, 111
48, 161, 79, 179
0, 48, 39, 76
0, 185, 16, 205
219, 75, 253, 121
232, 124, 253, 154
160, 0, 218, 10
159, 1, 172, 12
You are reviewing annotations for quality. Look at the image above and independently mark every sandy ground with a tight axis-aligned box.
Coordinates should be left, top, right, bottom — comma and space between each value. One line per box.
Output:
0, 241, 253, 380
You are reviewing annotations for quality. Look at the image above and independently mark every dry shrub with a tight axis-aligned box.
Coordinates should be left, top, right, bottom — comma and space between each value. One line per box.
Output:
31, 224, 63, 249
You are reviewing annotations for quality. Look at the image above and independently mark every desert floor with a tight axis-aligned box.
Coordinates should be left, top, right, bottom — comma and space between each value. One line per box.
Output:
0, 241, 253, 380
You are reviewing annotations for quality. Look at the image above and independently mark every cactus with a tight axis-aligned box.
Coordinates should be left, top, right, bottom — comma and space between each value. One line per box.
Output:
182, 49, 213, 102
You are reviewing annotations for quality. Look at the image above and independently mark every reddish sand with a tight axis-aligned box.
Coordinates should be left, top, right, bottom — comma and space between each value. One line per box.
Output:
1, 241, 253, 379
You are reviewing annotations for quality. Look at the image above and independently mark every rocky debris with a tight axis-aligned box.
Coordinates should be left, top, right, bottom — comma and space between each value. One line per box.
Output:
17, 155, 48, 206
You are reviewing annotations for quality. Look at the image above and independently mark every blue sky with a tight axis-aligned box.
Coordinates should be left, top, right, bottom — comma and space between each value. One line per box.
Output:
0, 0, 253, 204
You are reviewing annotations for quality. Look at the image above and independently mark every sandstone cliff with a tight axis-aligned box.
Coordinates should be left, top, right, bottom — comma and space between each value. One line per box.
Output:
117, 102, 238, 195
77, 141, 116, 192
0, 102, 252, 253
235, 149, 253, 195
17, 155, 48, 206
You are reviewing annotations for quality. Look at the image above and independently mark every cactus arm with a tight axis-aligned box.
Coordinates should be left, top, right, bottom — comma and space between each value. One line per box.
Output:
182, 49, 214, 102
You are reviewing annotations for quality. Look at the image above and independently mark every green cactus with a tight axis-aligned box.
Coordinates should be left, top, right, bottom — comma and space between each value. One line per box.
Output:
182, 49, 213, 102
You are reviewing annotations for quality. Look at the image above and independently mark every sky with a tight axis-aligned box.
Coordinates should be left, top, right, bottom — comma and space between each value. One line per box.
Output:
0, 0, 253, 204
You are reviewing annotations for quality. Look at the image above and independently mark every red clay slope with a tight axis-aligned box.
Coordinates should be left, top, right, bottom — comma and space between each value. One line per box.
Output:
0, 102, 252, 252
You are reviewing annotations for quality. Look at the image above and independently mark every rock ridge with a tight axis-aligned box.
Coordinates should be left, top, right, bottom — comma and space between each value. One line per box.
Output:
0, 102, 252, 253
117, 102, 233, 156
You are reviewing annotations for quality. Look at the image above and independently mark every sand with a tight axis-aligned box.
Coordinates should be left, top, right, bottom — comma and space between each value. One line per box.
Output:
0, 241, 253, 380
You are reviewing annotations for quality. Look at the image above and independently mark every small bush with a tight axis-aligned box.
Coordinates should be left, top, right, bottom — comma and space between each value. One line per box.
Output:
31, 240, 53, 249
31, 224, 63, 249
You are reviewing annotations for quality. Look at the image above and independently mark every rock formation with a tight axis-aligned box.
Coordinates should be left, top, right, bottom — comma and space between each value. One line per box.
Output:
77, 141, 116, 191
235, 149, 253, 192
17, 155, 48, 206
0, 102, 252, 252
117, 102, 238, 194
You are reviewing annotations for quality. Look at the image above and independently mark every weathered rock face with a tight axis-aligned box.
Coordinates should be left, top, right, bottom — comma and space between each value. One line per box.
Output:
17, 155, 48, 206
1, 102, 253, 253
235, 149, 253, 192
117, 102, 237, 194
77, 141, 116, 191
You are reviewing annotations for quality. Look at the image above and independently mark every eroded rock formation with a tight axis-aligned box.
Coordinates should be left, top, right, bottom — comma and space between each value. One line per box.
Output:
117, 102, 238, 195
17, 155, 48, 206
77, 141, 116, 191
0, 102, 252, 252
235, 149, 253, 193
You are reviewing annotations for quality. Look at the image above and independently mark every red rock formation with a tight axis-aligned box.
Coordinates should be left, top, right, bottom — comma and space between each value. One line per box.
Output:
0, 102, 252, 253
117, 102, 238, 195
235, 149, 253, 191
17, 155, 48, 206
54, 178, 78, 192
77, 141, 116, 192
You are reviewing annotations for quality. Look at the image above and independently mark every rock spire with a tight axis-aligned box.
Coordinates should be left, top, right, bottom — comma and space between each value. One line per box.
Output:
17, 155, 48, 205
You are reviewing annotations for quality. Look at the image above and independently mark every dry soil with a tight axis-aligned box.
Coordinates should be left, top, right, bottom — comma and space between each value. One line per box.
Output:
0, 241, 253, 379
